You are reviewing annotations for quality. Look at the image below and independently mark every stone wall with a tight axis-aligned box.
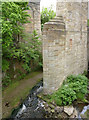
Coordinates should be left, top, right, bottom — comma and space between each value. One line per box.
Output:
19, 1, 41, 44
43, 1, 88, 94
22, 1, 41, 40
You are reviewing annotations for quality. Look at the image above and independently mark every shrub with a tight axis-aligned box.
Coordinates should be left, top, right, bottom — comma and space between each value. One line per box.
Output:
2, 74, 11, 87
2, 2, 43, 88
49, 86, 77, 106
47, 74, 88, 106
2, 59, 10, 72
2, 2, 30, 58
60, 86, 77, 105
67, 75, 88, 94
22, 63, 31, 73
76, 92, 85, 100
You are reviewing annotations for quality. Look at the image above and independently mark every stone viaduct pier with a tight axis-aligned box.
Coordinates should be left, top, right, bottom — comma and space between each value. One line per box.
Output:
43, 0, 88, 94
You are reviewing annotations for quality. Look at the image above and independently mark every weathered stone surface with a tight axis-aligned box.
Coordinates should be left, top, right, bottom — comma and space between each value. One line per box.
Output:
46, 107, 51, 112
20, 1, 41, 43
43, 1, 88, 94
87, 27, 89, 62
55, 106, 63, 113
51, 109, 55, 113
64, 106, 74, 116
42, 99, 80, 118
58, 112, 68, 118
28, 1, 41, 35
70, 108, 78, 118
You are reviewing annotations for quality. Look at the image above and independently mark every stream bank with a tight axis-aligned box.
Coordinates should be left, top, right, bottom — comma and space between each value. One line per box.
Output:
11, 80, 89, 119
37, 93, 89, 119
2, 71, 43, 118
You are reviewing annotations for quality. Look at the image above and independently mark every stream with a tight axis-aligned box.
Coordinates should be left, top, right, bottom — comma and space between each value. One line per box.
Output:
10, 80, 89, 119
11, 80, 46, 119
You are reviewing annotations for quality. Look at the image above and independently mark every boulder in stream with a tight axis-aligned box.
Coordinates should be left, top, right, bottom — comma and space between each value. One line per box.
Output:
64, 105, 74, 116
70, 108, 78, 118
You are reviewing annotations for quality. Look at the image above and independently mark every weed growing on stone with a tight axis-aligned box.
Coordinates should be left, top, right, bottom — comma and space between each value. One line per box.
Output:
46, 74, 88, 106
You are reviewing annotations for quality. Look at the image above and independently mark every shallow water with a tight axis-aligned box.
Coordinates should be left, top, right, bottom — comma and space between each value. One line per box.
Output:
78, 105, 89, 119
11, 80, 46, 119
11, 80, 89, 119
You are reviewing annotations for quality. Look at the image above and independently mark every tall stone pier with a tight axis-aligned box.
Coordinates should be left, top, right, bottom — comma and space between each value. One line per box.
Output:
20, 0, 41, 43
43, 0, 88, 94
23, 0, 41, 35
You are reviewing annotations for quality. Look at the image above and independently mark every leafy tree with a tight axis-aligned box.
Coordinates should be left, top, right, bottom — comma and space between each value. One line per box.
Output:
41, 7, 56, 30
2, 2, 42, 87
2, 2, 30, 58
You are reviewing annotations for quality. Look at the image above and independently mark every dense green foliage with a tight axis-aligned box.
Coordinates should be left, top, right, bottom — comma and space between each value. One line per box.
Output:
2, 74, 11, 87
2, 2, 30, 57
2, 2, 42, 87
41, 7, 56, 30
46, 74, 88, 106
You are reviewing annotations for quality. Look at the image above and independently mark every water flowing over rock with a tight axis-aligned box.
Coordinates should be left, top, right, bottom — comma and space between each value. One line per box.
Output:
12, 81, 46, 119
10, 80, 88, 119
79, 105, 89, 118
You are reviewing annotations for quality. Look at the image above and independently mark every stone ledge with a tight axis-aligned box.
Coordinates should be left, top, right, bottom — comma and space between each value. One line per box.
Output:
44, 24, 65, 30
37, 93, 78, 118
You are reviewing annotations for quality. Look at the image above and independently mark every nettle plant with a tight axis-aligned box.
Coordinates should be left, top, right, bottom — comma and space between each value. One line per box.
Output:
66, 75, 88, 100
48, 74, 88, 106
